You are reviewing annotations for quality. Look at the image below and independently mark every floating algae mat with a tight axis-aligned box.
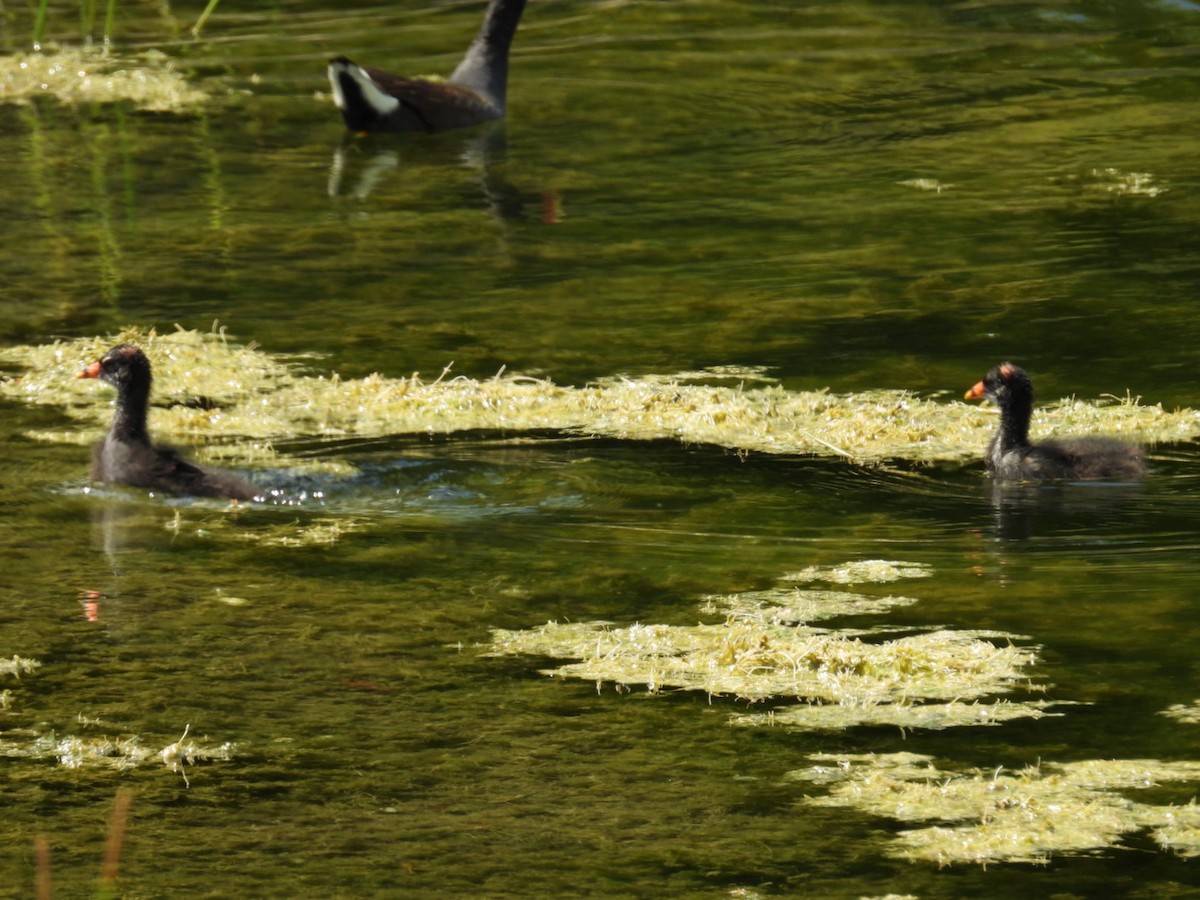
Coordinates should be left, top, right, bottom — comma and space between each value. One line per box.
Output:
488, 619, 1046, 715
489, 560, 1061, 730
4, 329, 1199, 471
0, 725, 236, 787
781, 559, 934, 584
791, 752, 1200, 865
1, 654, 230, 784
0, 47, 206, 112
1160, 700, 1200, 725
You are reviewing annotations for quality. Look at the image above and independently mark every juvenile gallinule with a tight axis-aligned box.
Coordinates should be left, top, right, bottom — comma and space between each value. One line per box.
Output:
964, 362, 1146, 481
79, 344, 258, 500
328, 0, 527, 133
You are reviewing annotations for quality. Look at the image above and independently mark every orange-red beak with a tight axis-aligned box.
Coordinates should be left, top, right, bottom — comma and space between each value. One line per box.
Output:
78, 361, 102, 380
964, 380, 986, 401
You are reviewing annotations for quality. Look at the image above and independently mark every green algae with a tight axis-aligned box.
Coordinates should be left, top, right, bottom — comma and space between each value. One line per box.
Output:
1160, 700, 1200, 725
0, 725, 235, 785
0, 657, 41, 716
2, 655, 232, 784
0, 656, 41, 678
229, 516, 366, 547
1152, 803, 1200, 858
791, 753, 1200, 865
0, 47, 206, 112
4, 329, 1197, 472
488, 561, 1054, 730
700, 586, 920, 625
489, 619, 1041, 708
781, 559, 934, 585
734, 698, 1068, 732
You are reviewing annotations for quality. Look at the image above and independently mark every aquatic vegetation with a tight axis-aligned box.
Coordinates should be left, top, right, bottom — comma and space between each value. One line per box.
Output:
0, 47, 206, 112
489, 619, 1042, 710
1153, 804, 1200, 858
489, 562, 1053, 729
1, 655, 41, 678
230, 516, 366, 547
735, 698, 1067, 732
1085, 167, 1168, 198
2, 651, 231, 783
159, 724, 232, 787
1, 656, 40, 713
781, 559, 934, 584
700, 586, 919, 625
1159, 700, 1200, 725
791, 753, 1200, 865
899, 177, 953, 193
0, 724, 234, 784
5, 329, 1198, 470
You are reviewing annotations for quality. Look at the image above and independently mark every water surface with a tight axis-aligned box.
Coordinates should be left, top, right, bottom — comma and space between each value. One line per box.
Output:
3, 1, 1200, 896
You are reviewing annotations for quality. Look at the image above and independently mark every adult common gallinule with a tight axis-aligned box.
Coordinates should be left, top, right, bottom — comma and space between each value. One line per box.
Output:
328, 0, 527, 133
964, 362, 1146, 481
79, 344, 258, 500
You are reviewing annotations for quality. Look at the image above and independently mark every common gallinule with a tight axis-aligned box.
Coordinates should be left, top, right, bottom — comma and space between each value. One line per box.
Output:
79, 344, 258, 500
328, 0, 527, 133
964, 362, 1146, 481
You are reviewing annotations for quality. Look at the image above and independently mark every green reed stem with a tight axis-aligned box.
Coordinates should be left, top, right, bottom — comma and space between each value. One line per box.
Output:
80, 0, 94, 40
102, 0, 118, 47
32, 0, 51, 47
192, 0, 222, 37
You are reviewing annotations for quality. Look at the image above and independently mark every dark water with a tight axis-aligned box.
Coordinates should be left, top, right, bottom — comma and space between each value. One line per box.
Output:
3, 1, 1200, 896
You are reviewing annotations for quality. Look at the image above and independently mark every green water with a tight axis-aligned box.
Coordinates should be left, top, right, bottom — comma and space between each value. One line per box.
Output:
4, 1, 1200, 896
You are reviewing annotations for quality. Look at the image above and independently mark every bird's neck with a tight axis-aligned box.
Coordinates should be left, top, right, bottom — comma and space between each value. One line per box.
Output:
112, 378, 152, 443
997, 392, 1032, 453
448, 0, 527, 110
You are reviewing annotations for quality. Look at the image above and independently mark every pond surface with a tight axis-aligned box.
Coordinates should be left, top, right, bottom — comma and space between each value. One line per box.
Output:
3, 0, 1200, 896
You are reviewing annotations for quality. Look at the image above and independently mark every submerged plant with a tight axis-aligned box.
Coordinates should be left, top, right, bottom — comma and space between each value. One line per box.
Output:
1, 651, 234, 782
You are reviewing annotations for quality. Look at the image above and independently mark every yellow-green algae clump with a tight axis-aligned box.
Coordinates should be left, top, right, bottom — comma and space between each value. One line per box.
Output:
489, 560, 1057, 731
792, 752, 1200, 865
1160, 700, 1200, 725
782, 559, 934, 584
229, 516, 366, 547
2, 724, 236, 786
1, 655, 40, 678
2, 654, 229, 783
489, 619, 1043, 711
0, 47, 206, 112
4, 329, 1199, 471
